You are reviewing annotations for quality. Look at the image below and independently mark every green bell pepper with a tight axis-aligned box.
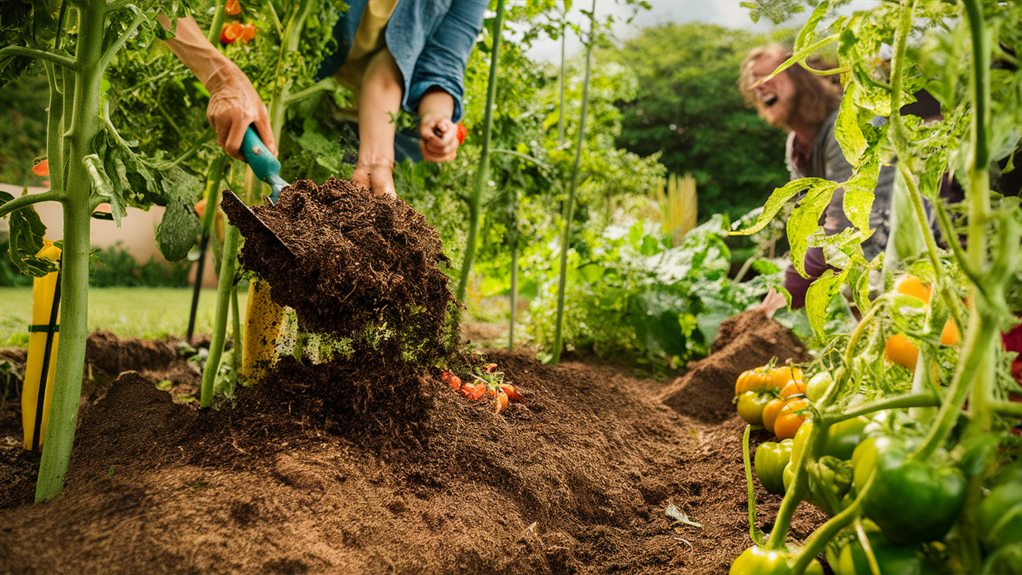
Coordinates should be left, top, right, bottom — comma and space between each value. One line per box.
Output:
729, 546, 824, 575
834, 535, 939, 575
978, 471, 1022, 550
784, 454, 853, 516
755, 439, 793, 494
856, 438, 966, 544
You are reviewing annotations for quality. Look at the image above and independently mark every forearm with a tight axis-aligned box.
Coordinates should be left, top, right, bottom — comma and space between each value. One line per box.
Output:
158, 16, 232, 90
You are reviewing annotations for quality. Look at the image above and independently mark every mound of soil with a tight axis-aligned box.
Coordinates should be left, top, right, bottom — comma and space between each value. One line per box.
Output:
659, 310, 810, 423
0, 333, 824, 574
228, 178, 453, 359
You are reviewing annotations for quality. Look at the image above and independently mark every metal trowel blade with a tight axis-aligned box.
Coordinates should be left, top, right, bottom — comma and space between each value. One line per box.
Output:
220, 191, 296, 257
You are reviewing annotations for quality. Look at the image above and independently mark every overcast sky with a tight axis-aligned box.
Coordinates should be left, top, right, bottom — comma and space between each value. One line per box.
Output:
525, 0, 880, 62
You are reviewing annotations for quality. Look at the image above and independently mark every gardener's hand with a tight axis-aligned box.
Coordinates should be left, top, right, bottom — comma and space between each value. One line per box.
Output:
419, 116, 459, 163
352, 161, 396, 198
158, 16, 275, 160
205, 63, 276, 160
756, 287, 788, 318
418, 89, 458, 163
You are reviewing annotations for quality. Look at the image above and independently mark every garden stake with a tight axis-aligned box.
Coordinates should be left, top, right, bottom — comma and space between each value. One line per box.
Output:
187, 157, 227, 342
31, 269, 61, 452
23, 242, 62, 451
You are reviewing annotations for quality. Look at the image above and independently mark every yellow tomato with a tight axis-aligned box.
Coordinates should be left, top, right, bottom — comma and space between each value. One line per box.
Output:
894, 275, 932, 303
884, 333, 919, 371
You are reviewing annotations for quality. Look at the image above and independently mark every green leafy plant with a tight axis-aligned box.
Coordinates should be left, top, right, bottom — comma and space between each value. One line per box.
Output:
0, 0, 200, 502
730, 1, 1022, 573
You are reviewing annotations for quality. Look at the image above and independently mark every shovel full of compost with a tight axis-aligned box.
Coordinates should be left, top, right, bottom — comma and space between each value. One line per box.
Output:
222, 172, 455, 369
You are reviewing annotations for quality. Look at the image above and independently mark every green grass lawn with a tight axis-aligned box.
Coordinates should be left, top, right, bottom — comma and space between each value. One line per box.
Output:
0, 287, 247, 346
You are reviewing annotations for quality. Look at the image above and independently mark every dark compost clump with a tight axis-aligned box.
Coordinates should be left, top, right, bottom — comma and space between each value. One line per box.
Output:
234, 178, 453, 351
226, 178, 456, 429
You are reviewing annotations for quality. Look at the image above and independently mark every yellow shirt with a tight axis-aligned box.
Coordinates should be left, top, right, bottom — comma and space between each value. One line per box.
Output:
335, 0, 400, 91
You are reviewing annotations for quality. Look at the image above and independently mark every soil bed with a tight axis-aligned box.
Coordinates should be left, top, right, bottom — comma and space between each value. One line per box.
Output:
0, 312, 822, 574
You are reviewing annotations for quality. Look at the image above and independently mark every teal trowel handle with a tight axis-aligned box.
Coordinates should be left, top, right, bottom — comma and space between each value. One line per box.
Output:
241, 126, 281, 185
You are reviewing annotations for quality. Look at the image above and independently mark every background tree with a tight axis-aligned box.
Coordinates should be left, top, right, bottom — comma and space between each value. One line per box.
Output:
607, 22, 795, 220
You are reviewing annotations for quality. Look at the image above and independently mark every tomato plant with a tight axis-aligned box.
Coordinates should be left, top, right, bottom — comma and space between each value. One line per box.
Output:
731, 0, 1022, 572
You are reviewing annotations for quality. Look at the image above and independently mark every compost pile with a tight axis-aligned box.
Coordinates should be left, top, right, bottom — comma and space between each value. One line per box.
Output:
232, 178, 454, 362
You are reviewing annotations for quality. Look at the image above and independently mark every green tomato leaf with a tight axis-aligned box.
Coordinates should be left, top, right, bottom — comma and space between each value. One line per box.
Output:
731, 177, 831, 237
787, 180, 839, 276
841, 158, 880, 241
2, 192, 54, 277
805, 268, 849, 340
835, 83, 868, 167
155, 167, 202, 261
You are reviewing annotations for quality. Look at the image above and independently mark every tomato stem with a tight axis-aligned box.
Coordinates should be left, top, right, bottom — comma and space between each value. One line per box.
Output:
741, 425, 764, 546
821, 392, 939, 424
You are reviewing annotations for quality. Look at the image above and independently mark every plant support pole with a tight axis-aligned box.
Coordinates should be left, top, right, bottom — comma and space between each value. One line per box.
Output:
550, 0, 596, 365
456, 0, 505, 304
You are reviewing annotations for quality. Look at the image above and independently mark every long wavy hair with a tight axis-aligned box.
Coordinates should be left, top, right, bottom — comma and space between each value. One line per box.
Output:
739, 45, 842, 129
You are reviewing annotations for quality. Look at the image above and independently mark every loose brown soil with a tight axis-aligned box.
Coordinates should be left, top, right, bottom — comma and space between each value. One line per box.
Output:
0, 311, 823, 574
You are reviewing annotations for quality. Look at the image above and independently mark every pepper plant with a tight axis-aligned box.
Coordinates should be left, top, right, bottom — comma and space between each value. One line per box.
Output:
732, 0, 1022, 572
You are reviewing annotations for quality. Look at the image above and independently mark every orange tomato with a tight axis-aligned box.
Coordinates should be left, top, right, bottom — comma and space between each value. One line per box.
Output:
773, 398, 810, 440
939, 319, 960, 346
762, 398, 787, 434
224, 0, 241, 16
735, 367, 771, 395
894, 275, 932, 303
31, 159, 49, 176
884, 333, 919, 371
769, 366, 804, 389
499, 383, 524, 403
494, 391, 509, 414
194, 198, 207, 218
780, 379, 807, 399
240, 23, 256, 43
220, 22, 243, 45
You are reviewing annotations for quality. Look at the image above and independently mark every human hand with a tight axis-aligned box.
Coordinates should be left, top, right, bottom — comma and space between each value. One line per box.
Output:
205, 62, 275, 160
756, 287, 788, 318
418, 115, 459, 163
351, 162, 396, 198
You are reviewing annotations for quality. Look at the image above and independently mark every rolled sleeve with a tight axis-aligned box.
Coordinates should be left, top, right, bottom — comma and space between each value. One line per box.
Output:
404, 0, 486, 121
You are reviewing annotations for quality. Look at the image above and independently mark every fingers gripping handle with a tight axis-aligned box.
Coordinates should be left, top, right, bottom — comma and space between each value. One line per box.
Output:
241, 126, 281, 185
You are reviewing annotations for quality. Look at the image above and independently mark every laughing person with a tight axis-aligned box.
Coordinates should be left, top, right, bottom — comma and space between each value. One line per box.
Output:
739, 45, 894, 309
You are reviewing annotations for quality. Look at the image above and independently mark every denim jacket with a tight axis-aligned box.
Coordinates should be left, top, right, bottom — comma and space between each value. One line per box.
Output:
318, 0, 487, 122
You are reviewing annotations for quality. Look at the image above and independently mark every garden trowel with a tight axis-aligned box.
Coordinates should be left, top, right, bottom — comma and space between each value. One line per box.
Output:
219, 127, 295, 257
241, 126, 288, 203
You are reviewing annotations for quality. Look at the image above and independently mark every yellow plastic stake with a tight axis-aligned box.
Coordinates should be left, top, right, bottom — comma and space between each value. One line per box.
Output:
241, 278, 285, 382
22, 240, 62, 450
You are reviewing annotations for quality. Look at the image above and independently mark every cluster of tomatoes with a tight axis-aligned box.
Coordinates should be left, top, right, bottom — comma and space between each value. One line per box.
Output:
219, 0, 256, 46
440, 363, 524, 415
882, 275, 960, 371
734, 364, 810, 440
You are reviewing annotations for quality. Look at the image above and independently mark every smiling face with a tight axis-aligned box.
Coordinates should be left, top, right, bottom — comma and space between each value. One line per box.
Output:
747, 51, 798, 130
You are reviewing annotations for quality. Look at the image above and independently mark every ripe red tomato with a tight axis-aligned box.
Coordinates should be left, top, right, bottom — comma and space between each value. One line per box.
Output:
456, 122, 467, 145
